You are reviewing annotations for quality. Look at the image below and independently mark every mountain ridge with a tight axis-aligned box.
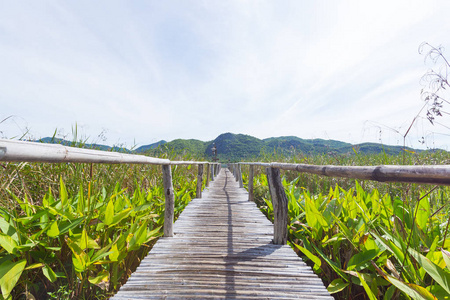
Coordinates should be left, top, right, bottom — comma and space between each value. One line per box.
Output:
144, 132, 422, 161
36, 133, 425, 161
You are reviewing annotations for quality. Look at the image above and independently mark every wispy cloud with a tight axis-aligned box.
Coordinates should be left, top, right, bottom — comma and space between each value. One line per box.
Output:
1, 1, 450, 148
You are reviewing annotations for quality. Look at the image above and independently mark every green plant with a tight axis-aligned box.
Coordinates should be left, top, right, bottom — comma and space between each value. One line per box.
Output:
245, 150, 450, 299
0, 159, 199, 299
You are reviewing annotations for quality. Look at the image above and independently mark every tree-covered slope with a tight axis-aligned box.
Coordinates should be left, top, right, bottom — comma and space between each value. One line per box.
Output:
37, 132, 426, 162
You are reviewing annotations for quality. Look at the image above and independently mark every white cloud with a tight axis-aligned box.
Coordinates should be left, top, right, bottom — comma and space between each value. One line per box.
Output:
1, 0, 450, 149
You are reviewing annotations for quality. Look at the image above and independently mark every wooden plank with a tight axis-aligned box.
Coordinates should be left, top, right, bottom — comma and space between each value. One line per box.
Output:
111, 168, 333, 299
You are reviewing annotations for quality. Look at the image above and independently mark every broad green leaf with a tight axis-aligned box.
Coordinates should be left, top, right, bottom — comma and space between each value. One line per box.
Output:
66, 237, 83, 255
72, 252, 89, 273
90, 250, 113, 264
427, 284, 450, 299
312, 244, 348, 280
442, 250, 450, 271
0, 259, 27, 299
109, 244, 120, 262
58, 217, 85, 235
408, 247, 450, 295
47, 220, 59, 238
416, 195, 430, 231
60, 177, 68, 208
0, 217, 15, 239
327, 278, 349, 294
104, 200, 114, 226
80, 228, 89, 250
385, 274, 437, 300
383, 285, 396, 300
145, 226, 163, 242
372, 231, 408, 272
69, 232, 99, 250
133, 203, 153, 213
128, 220, 149, 251
88, 269, 109, 285
379, 228, 420, 282
357, 272, 377, 300
0, 233, 17, 254
76, 185, 85, 216
305, 196, 328, 234
110, 208, 132, 226
347, 249, 378, 271
293, 243, 321, 270
25, 263, 44, 270
42, 264, 57, 283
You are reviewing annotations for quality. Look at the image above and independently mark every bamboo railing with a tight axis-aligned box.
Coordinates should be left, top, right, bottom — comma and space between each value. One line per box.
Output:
230, 161, 450, 245
0, 139, 221, 237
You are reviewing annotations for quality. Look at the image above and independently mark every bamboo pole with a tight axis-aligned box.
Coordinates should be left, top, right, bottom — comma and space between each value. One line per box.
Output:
0, 139, 170, 165
162, 165, 175, 237
241, 162, 450, 186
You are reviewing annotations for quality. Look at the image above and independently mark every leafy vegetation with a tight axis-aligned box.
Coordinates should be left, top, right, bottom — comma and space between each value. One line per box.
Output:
3, 127, 450, 299
244, 150, 450, 299
0, 153, 200, 299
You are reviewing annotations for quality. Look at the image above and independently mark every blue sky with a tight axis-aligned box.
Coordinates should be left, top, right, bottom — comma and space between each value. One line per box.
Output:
1, 1, 450, 149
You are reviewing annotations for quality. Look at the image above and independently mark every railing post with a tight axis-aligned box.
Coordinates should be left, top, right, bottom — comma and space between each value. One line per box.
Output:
210, 163, 215, 181
237, 164, 244, 188
196, 164, 203, 198
265, 167, 288, 245
206, 163, 210, 187
162, 164, 175, 237
248, 165, 254, 202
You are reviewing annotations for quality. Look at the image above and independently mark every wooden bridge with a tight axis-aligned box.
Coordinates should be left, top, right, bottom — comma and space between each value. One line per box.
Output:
111, 168, 332, 299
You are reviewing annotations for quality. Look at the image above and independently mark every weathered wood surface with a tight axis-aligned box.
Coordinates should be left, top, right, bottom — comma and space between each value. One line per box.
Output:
241, 162, 450, 186
0, 138, 215, 166
162, 165, 175, 238
196, 164, 204, 199
265, 167, 289, 245
111, 168, 332, 299
0, 139, 170, 164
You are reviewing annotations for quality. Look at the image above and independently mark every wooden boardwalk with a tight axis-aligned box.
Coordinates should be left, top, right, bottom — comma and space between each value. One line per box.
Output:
111, 168, 333, 299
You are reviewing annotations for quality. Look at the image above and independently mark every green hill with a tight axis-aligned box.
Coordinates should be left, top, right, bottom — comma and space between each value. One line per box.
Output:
37, 133, 424, 162
134, 140, 167, 153
145, 133, 422, 161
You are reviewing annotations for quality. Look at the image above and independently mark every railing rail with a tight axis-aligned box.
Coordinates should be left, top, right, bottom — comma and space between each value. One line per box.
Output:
0, 139, 221, 237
